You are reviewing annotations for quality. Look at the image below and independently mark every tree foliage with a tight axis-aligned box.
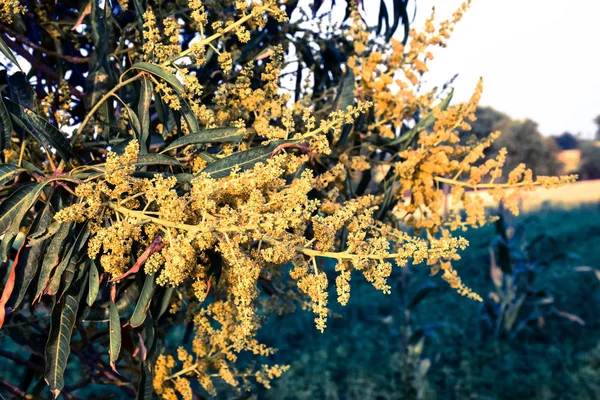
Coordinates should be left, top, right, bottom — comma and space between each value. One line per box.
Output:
0, 0, 575, 398
461, 106, 562, 178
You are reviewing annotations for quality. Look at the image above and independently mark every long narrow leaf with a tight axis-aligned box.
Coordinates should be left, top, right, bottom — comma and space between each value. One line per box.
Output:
44, 278, 86, 398
0, 183, 43, 236
0, 97, 13, 153
35, 222, 73, 301
130, 62, 184, 93
200, 142, 282, 179
138, 77, 153, 154
135, 154, 182, 167
0, 36, 21, 70
0, 163, 23, 186
130, 273, 156, 328
6, 202, 53, 310
4, 99, 73, 160
164, 127, 243, 152
87, 261, 100, 306
109, 300, 121, 372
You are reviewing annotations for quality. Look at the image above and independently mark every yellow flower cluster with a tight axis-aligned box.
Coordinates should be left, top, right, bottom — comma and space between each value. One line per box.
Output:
0, 0, 25, 23
49, 1, 578, 397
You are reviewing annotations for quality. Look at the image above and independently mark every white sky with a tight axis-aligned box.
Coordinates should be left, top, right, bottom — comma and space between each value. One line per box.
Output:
388, 0, 600, 138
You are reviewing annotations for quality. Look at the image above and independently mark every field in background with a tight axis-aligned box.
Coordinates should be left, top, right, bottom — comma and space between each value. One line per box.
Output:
451, 179, 600, 212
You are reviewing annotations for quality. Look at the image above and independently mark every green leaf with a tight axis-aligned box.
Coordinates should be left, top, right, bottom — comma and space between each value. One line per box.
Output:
129, 63, 199, 133
0, 97, 13, 153
8, 72, 37, 112
164, 128, 243, 152
44, 277, 86, 399
178, 101, 201, 134
200, 142, 282, 179
0, 36, 21, 70
35, 222, 73, 302
109, 299, 122, 372
154, 287, 174, 321
0, 184, 32, 234
84, 278, 142, 321
6, 202, 53, 310
155, 94, 176, 136
130, 62, 184, 93
86, 66, 112, 141
47, 224, 91, 297
136, 312, 156, 400
122, 102, 142, 141
334, 69, 356, 112
135, 154, 182, 168
0, 163, 23, 186
138, 77, 153, 154
130, 273, 156, 328
45, 244, 75, 297
0, 182, 44, 239
87, 261, 100, 306
4, 99, 73, 160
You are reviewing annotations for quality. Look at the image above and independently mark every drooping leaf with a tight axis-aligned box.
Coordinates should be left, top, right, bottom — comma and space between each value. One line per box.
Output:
136, 312, 157, 400
138, 77, 153, 154
4, 99, 73, 160
200, 142, 283, 179
129, 63, 199, 132
0, 36, 21, 70
155, 94, 177, 137
390, 0, 410, 44
0, 183, 45, 263
86, 66, 112, 141
84, 278, 142, 321
87, 260, 100, 306
0, 163, 23, 186
154, 287, 175, 321
121, 102, 142, 141
29, 221, 61, 246
0, 184, 38, 235
0, 97, 13, 153
0, 237, 26, 329
44, 277, 86, 398
6, 202, 53, 310
130, 273, 156, 328
45, 244, 75, 297
47, 224, 91, 297
35, 222, 73, 302
164, 127, 243, 152
109, 299, 122, 372
376, 0, 390, 37
8, 72, 37, 112
135, 154, 182, 168
334, 68, 356, 112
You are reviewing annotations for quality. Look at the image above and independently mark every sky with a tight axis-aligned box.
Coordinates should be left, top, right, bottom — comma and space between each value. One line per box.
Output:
382, 0, 600, 138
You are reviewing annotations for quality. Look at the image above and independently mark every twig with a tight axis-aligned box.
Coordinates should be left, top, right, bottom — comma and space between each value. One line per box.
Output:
0, 33, 84, 98
0, 378, 32, 399
0, 350, 44, 373
0, 24, 88, 64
